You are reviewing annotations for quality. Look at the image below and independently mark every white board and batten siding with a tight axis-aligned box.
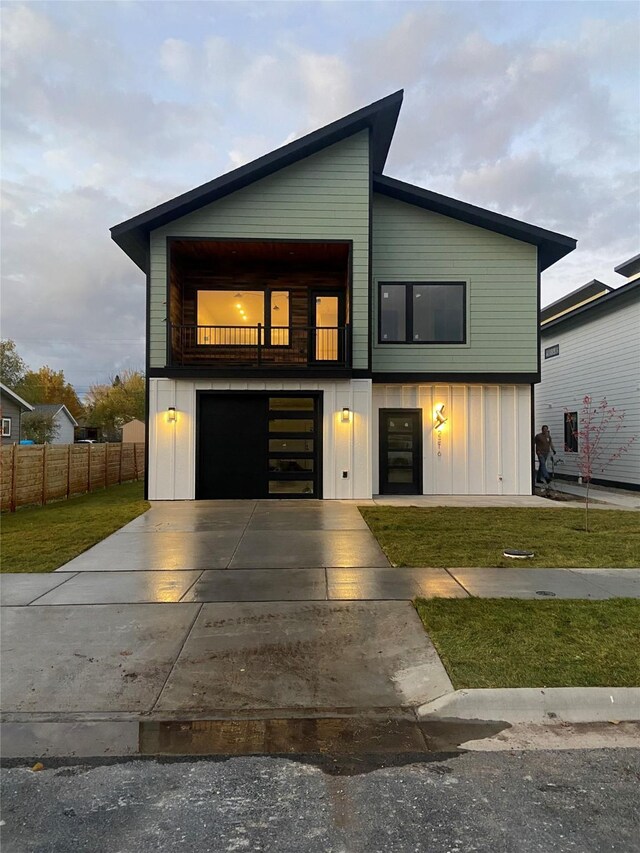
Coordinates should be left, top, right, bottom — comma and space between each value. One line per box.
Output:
372, 384, 532, 495
536, 297, 640, 487
371, 194, 538, 374
149, 378, 373, 501
149, 132, 370, 370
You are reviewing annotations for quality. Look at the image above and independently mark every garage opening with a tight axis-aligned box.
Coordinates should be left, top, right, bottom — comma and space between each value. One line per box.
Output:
197, 392, 322, 499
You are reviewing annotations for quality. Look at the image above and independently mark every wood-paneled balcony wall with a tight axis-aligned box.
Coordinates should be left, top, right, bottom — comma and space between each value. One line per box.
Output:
167, 239, 352, 371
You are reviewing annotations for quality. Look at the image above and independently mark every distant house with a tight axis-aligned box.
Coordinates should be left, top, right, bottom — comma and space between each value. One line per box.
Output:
31, 404, 79, 445
0, 382, 34, 444
536, 254, 640, 490
121, 418, 145, 443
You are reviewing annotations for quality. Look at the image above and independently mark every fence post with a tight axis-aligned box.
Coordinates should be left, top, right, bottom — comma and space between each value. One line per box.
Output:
67, 445, 71, 498
10, 444, 17, 512
133, 443, 139, 481
118, 442, 123, 485
87, 444, 92, 493
42, 444, 48, 506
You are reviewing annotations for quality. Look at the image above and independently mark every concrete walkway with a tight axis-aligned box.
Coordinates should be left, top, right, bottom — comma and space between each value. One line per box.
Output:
2, 499, 638, 760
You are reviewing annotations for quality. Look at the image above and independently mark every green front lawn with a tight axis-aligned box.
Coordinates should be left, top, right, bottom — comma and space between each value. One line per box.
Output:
360, 507, 640, 568
415, 598, 640, 688
1, 481, 149, 573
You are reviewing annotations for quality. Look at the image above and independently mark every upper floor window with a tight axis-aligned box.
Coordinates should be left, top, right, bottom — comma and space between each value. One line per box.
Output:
2, 418, 11, 437
378, 282, 466, 344
197, 290, 289, 345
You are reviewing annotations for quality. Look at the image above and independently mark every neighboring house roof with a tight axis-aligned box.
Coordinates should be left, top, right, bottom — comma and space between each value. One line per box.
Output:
32, 403, 79, 427
540, 279, 612, 325
0, 382, 34, 412
541, 278, 640, 333
614, 253, 640, 279
111, 89, 576, 274
373, 175, 576, 272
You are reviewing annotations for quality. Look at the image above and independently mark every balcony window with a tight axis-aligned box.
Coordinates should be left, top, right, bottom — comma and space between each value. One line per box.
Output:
196, 290, 290, 345
379, 282, 466, 344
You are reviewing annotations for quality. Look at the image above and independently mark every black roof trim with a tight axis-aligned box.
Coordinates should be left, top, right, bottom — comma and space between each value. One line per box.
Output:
541, 278, 640, 332
614, 253, 640, 277
540, 279, 611, 322
111, 91, 403, 272
373, 175, 576, 271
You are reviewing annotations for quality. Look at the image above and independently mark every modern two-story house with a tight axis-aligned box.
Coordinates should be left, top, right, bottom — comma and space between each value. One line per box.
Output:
111, 91, 576, 500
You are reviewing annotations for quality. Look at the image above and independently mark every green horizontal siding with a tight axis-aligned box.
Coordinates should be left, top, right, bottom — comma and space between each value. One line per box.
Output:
372, 194, 538, 373
149, 132, 370, 369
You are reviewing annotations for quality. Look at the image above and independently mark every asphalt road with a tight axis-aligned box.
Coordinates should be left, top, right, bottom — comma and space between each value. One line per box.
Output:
2, 750, 638, 853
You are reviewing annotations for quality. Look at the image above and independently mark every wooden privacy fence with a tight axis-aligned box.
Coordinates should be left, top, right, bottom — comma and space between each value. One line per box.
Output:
0, 443, 145, 512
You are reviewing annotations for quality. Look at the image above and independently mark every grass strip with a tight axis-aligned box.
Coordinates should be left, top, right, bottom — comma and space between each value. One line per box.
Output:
1, 481, 149, 573
360, 506, 640, 568
415, 597, 640, 688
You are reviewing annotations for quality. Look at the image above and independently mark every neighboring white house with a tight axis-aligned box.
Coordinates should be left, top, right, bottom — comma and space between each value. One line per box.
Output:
536, 254, 640, 490
31, 404, 79, 445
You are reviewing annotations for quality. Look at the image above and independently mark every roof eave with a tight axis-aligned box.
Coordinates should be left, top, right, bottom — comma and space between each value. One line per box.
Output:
541, 279, 640, 331
373, 175, 576, 271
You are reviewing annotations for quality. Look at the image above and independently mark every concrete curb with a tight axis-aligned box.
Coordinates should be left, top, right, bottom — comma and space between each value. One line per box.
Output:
417, 687, 640, 724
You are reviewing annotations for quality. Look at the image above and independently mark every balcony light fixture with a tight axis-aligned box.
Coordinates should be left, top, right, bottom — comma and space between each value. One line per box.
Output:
167, 406, 177, 422
341, 407, 351, 423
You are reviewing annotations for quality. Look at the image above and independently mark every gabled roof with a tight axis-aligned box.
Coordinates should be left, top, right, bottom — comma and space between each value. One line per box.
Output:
541, 278, 640, 333
540, 279, 612, 324
0, 382, 34, 412
111, 88, 577, 274
32, 403, 79, 427
111, 91, 404, 271
373, 175, 577, 272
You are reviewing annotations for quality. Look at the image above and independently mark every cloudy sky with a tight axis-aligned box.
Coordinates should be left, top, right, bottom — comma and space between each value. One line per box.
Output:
2, 1, 638, 394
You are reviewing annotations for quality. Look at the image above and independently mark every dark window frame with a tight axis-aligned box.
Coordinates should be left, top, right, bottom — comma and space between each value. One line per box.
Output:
378, 281, 467, 344
1, 417, 11, 437
564, 411, 578, 453
195, 287, 293, 348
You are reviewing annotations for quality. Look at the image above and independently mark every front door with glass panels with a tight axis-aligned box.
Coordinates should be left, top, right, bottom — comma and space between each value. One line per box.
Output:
197, 393, 320, 499
379, 409, 422, 495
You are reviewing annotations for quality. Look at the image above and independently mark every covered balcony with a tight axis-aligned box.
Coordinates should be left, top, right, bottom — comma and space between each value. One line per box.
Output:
167, 239, 352, 371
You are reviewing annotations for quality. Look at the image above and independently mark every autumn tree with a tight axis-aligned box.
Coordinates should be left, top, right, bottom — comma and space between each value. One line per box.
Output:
21, 411, 60, 444
0, 339, 27, 389
85, 371, 145, 437
14, 366, 84, 420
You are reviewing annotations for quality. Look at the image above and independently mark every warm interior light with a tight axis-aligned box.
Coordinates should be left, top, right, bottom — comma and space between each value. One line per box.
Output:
341, 407, 351, 423
167, 406, 177, 422
434, 403, 447, 430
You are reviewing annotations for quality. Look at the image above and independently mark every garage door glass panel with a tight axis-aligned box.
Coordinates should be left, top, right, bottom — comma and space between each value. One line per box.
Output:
269, 398, 314, 411
269, 458, 314, 472
269, 439, 314, 452
269, 480, 315, 495
269, 418, 314, 433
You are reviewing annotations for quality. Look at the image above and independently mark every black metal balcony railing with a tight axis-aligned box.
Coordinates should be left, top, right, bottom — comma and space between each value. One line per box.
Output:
169, 324, 350, 368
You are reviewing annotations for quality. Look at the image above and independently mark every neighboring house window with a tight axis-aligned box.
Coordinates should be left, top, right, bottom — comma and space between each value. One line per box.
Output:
564, 412, 578, 452
379, 282, 466, 343
196, 290, 290, 345
2, 418, 11, 437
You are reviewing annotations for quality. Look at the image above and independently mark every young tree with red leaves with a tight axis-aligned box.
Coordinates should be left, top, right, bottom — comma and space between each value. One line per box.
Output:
570, 396, 636, 532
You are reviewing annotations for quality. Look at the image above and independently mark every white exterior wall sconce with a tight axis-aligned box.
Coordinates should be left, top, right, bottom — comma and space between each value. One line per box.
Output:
341, 407, 351, 423
167, 406, 177, 422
